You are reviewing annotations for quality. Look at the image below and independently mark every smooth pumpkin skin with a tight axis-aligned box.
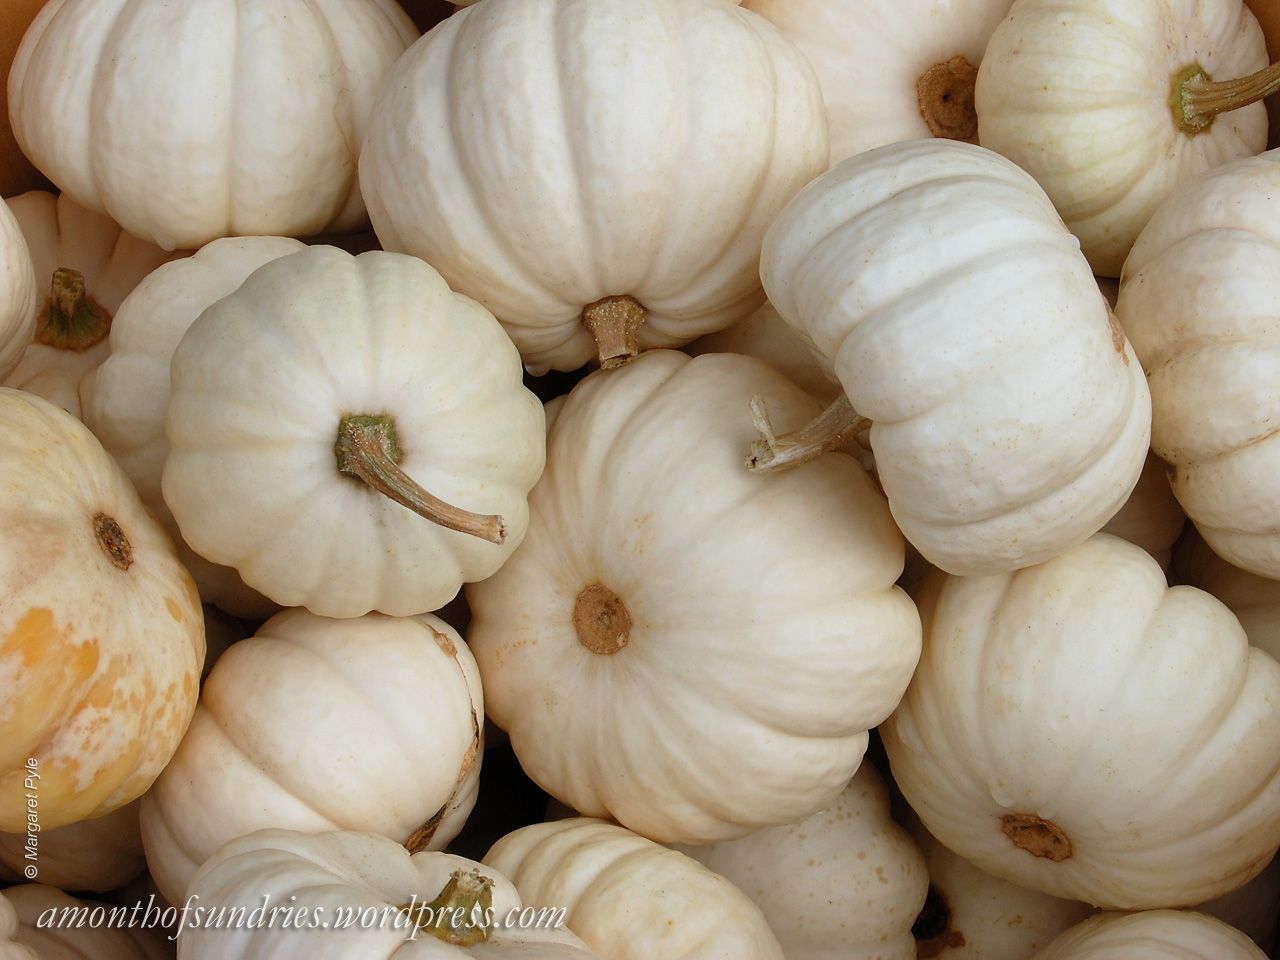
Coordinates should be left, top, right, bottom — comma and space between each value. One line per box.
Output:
0, 388, 204, 833
762, 139, 1151, 576
468, 351, 921, 844
743, 0, 1015, 166
4, 191, 179, 419
976, 0, 1267, 276
8, 0, 418, 250
182, 829, 600, 959
4, 884, 171, 960
0, 199, 35, 381
82, 236, 304, 618
163, 247, 546, 619
0, 0, 48, 199
360, 0, 828, 372
882, 534, 1280, 910
140, 609, 483, 908
676, 764, 928, 960
485, 818, 784, 960
1117, 150, 1280, 581
1029, 911, 1265, 960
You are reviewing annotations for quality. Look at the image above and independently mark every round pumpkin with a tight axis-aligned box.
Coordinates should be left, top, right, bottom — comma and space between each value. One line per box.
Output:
485, 818, 784, 960
359, 0, 828, 373
82, 235, 305, 617
0, 388, 204, 833
882, 534, 1280, 909
140, 608, 482, 908
162, 246, 546, 619
1029, 910, 1265, 960
3, 191, 179, 418
676, 763, 928, 960
1117, 149, 1280, 581
8, 0, 418, 251
4, 884, 175, 959
976, 0, 1270, 276
742, 0, 1015, 166
756, 138, 1151, 576
0, 198, 35, 381
181, 828, 601, 959
468, 350, 920, 844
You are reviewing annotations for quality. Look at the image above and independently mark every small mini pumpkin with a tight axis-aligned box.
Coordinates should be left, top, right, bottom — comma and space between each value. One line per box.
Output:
359, 0, 828, 372
0, 388, 204, 833
162, 246, 546, 618
0, 199, 34, 381
1029, 910, 1265, 960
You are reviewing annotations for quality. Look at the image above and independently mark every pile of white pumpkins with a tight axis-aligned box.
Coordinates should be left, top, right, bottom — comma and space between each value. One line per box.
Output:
5, 0, 1280, 957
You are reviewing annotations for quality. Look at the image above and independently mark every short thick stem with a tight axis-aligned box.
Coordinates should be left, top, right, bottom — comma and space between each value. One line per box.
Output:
582, 295, 647, 369
36, 268, 112, 352
1173, 59, 1280, 135
746, 394, 871, 474
400, 870, 493, 947
335, 415, 506, 544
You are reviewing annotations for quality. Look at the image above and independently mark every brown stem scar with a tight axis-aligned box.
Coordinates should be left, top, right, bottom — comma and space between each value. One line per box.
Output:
574, 583, 632, 654
1000, 813, 1073, 862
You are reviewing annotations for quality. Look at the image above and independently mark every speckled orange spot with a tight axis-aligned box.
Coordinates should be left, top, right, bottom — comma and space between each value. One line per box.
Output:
3, 608, 64, 667
166, 598, 185, 623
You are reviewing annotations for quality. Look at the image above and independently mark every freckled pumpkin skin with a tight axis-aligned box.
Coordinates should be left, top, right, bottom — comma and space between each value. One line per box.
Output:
0, 388, 203, 833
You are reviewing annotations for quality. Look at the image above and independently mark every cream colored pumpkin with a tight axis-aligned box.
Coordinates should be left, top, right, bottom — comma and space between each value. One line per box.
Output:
0, 892, 34, 960
82, 236, 305, 617
3, 192, 178, 418
1030, 910, 1265, 960
1177, 531, 1280, 664
163, 247, 546, 619
882, 534, 1280, 909
905, 815, 1095, 959
359, 0, 827, 373
181, 828, 600, 959
4, 885, 171, 960
1099, 453, 1184, 569
486, 818, 783, 960
468, 350, 920, 844
0, 388, 204, 832
743, 0, 1014, 166
976, 0, 1270, 276
676, 764, 927, 960
140, 608, 482, 907
8, 0, 418, 251
756, 139, 1150, 576
0, 198, 34, 381
1118, 150, 1280, 581
0, 800, 144, 893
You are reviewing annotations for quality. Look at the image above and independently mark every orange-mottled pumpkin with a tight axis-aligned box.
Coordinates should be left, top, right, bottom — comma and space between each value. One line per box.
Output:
0, 388, 203, 833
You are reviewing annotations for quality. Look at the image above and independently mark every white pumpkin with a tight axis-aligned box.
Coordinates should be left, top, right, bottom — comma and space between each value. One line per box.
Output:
1030, 910, 1265, 960
0, 892, 35, 960
163, 246, 546, 618
140, 608, 482, 908
976, 0, 1270, 276
882, 534, 1280, 909
180, 828, 600, 959
676, 764, 928, 960
359, 0, 828, 373
743, 0, 1015, 165
1118, 149, 1280, 581
468, 350, 921, 844
1176, 531, 1280, 664
82, 236, 305, 617
486, 818, 783, 960
4, 884, 171, 960
3, 192, 178, 418
8, 0, 418, 251
0, 198, 35, 382
0, 800, 144, 893
905, 814, 1095, 959
1099, 453, 1184, 569
756, 139, 1151, 576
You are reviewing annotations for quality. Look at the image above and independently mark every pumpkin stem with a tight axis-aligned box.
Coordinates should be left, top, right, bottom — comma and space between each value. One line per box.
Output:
335, 414, 506, 545
35, 268, 112, 352
1172, 59, 1280, 135
582, 295, 647, 369
916, 56, 979, 142
399, 869, 494, 946
746, 394, 871, 474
